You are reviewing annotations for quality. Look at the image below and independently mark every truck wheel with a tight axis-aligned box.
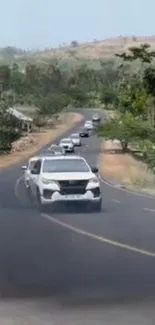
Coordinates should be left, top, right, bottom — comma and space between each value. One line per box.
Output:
26, 186, 32, 199
93, 199, 102, 212
36, 188, 46, 212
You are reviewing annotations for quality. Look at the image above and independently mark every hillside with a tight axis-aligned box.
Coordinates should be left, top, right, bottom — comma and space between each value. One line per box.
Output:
30, 36, 155, 60
1, 36, 155, 65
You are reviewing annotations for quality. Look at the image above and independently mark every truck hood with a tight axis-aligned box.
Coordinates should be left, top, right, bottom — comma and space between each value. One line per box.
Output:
41, 172, 94, 180
72, 138, 80, 142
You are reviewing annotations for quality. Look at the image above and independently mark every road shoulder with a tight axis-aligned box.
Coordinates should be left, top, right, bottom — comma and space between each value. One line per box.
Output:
0, 112, 83, 170
99, 139, 155, 196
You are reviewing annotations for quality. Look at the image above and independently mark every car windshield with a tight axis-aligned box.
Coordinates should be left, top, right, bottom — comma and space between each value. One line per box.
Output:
71, 134, 79, 138
61, 139, 71, 143
42, 158, 90, 173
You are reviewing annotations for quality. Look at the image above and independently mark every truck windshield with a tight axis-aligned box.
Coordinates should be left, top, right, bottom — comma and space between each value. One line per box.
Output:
42, 158, 90, 173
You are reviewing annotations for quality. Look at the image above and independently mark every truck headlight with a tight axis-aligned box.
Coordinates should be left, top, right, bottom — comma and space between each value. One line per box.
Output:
42, 178, 59, 186
88, 177, 99, 185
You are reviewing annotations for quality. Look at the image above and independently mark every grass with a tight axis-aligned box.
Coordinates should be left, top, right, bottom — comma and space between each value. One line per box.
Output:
99, 139, 155, 195
0, 112, 83, 170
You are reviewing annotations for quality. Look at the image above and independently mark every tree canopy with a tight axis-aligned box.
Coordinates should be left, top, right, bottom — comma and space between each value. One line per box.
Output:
97, 43, 155, 168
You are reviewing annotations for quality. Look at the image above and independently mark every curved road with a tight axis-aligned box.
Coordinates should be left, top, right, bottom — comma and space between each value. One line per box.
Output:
0, 110, 155, 324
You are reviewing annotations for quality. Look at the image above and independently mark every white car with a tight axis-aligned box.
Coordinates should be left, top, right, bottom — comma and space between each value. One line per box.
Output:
92, 114, 101, 122
70, 133, 81, 146
59, 138, 74, 152
84, 120, 93, 130
48, 144, 65, 155
21, 155, 102, 212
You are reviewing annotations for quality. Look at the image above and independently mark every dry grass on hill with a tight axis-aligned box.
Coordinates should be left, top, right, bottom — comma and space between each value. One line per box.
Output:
28, 36, 155, 60
2, 36, 155, 62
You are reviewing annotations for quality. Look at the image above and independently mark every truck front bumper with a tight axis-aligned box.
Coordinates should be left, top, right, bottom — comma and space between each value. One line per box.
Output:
40, 188, 101, 205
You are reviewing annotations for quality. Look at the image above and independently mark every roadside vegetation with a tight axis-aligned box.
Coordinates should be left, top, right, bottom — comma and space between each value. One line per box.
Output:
97, 44, 155, 192
0, 58, 119, 154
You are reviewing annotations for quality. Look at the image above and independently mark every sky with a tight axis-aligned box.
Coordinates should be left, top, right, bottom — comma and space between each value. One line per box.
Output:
0, 0, 154, 49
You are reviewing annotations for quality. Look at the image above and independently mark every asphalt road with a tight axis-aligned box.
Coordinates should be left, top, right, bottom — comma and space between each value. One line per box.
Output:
0, 109, 155, 324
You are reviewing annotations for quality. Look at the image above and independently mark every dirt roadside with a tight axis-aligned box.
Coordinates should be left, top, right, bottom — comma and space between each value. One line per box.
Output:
99, 139, 155, 195
0, 112, 83, 170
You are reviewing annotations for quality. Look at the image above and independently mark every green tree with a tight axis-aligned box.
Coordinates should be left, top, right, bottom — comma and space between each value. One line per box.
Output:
96, 112, 151, 152
0, 65, 11, 91
37, 93, 70, 115
115, 44, 155, 64
0, 99, 21, 153
116, 43, 155, 124
116, 76, 148, 117
10, 63, 23, 94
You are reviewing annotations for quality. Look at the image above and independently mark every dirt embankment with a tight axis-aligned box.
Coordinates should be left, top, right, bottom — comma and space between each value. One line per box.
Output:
0, 112, 83, 170
99, 139, 155, 195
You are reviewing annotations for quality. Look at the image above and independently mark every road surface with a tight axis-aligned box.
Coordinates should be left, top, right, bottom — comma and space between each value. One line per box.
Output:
0, 109, 155, 324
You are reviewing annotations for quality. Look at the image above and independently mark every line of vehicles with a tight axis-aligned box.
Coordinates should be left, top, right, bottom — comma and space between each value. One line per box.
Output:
21, 113, 102, 212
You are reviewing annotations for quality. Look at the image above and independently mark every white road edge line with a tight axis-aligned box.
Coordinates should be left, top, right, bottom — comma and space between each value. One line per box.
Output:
14, 175, 24, 199
144, 208, 155, 213
98, 174, 155, 200
41, 213, 155, 258
112, 199, 121, 204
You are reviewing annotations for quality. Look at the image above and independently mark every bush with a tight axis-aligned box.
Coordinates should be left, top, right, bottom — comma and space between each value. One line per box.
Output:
0, 126, 21, 154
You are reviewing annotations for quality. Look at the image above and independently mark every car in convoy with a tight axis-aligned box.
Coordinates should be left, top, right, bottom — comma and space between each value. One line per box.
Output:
21, 151, 61, 188
48, 144, 65, 155
84, 120, 93, 130
22, 155, 41, 189
79, 127, 89, 137
59, 138, 74, 152
70, 133, 81, 146
92, 113, 101, 122
21, 155, 102, 212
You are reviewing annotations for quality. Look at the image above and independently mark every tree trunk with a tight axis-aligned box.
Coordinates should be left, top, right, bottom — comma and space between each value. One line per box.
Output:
121, 141, 128, 152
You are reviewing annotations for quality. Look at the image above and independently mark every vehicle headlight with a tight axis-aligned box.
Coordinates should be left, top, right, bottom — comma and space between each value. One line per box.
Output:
41, 178, 59, 186
88, 177, 99, 184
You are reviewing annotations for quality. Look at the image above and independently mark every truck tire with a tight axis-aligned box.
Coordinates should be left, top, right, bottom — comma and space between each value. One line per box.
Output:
36, 188, 46, 212
92, 199, 102, 212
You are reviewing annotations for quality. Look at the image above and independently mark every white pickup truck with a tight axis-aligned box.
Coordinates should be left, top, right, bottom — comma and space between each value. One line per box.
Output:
21, 155, 102, 212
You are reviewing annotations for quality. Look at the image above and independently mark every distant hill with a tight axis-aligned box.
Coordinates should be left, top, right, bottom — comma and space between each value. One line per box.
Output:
1, 36, 155, 64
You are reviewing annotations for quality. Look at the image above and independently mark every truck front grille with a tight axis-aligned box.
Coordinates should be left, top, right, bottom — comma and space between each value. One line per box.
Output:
58, 180, 88, 195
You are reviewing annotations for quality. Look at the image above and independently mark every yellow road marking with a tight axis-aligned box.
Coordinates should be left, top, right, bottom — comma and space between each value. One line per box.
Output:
42, 213, 155, 258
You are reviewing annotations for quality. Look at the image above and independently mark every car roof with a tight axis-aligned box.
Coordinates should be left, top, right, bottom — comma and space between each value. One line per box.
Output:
60, 138, 71, 141
42, 155, 85, 161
